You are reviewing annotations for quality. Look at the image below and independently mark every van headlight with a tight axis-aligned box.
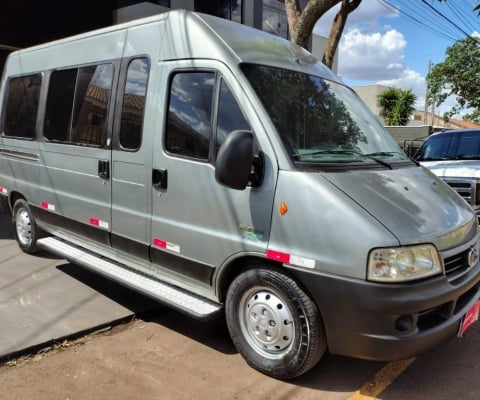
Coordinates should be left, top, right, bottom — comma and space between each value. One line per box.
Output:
368, 245, 442, 282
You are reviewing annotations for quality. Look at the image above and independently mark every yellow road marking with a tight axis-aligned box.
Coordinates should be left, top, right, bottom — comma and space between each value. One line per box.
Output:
347, 357, 416, 399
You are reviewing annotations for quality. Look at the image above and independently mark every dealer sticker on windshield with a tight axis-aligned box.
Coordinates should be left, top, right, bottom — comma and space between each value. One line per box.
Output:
458, 300, 480, 338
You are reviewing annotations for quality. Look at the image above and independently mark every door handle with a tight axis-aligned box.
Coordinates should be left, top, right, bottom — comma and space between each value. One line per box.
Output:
152, 169, 167, 189
98, 160, 110, 179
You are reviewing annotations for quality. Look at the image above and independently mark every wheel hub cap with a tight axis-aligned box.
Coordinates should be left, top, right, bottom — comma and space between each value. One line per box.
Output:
240, 289, 295, 358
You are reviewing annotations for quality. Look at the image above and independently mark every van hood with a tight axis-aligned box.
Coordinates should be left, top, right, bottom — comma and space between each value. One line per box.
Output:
323, 166, 477, 251
420, 159, 480, 179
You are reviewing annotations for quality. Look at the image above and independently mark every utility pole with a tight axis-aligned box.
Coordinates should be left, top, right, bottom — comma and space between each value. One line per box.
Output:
424, 60, 431, 125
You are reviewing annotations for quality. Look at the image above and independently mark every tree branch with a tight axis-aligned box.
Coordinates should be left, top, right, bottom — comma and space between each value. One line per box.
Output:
322, 0, 361, 68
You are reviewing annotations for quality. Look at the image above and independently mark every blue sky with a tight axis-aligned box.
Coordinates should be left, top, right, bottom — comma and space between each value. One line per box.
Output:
314, 0, 479, 116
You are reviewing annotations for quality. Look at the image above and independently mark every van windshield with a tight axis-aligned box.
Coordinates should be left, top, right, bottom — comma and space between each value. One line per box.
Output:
241, 64, 408, 166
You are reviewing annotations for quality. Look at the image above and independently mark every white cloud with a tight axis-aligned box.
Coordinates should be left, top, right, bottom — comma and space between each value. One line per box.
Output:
339, 28, 407, 80
377, 69, 425, 107
314, 0, 398, 37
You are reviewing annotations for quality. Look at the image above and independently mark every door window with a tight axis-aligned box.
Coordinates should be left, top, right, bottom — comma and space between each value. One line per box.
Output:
216, 78, 250, 155
166, 71, 251, 161
166, 72, 214, 160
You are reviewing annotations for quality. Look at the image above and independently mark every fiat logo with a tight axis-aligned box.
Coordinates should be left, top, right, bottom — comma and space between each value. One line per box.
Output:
468, 247, 479, 268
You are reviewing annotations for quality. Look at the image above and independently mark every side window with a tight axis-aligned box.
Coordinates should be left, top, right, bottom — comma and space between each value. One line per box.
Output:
44, 69, 77, 141
3, 74, 42, 139
417, 134, 450, 160
166, 72, 215, 160
216, 79, 250, 154
72, 64, 113, 146
44, 63, 113, 146
119, 58, 149, 151
455, 133, 480, 158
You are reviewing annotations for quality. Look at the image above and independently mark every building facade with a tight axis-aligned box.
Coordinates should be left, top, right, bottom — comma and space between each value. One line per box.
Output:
1, 0, 335, 75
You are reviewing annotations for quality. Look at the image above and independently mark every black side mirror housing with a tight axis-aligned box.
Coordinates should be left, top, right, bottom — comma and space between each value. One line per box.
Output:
215, 130, 254, 190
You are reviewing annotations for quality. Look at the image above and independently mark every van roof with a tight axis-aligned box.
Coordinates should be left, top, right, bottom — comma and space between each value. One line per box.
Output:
6, 9, 339, 83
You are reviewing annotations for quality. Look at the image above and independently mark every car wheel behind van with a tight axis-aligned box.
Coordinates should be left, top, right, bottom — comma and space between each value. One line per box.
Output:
225, 266, 326, 379
12, 199, 44, 254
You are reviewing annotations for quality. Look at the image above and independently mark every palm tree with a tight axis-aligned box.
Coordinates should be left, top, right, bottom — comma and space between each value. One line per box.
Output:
377, 88, 417, 126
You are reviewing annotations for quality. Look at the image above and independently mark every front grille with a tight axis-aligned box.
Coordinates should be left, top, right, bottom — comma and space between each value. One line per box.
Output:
444, 178, 478, 207
444, 248, 471, 282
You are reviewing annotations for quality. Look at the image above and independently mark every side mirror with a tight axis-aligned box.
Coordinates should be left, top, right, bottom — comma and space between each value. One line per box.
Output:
215, 130, 254, 190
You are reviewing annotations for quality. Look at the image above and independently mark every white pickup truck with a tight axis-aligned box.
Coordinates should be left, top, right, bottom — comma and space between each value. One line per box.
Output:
415, 129, 480, 220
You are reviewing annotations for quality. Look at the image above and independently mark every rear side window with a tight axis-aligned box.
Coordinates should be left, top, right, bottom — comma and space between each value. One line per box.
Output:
455, 132, 480, 159
166, 72, 215, 160
44, 63, 114, 146
119, 58, 150, 151
3, 74, 42, 139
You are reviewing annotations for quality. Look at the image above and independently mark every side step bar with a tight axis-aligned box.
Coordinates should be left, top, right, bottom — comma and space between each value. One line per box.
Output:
37, 237, 223, 320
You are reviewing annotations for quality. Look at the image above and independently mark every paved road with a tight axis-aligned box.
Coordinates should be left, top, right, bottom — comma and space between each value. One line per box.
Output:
0, 211, 479, 399
0, 212, 158, 359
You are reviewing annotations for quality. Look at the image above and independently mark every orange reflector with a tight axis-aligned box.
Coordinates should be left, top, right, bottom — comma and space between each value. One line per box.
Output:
279, 201, 288, 216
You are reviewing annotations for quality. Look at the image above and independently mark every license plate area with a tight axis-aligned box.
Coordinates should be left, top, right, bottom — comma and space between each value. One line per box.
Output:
458, 300, 480, 338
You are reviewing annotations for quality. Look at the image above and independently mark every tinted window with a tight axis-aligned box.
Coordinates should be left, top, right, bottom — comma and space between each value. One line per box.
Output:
119, 58, 149, 150
3, 74, 42, 139
416, 134, 451, 161
166, 72, 214, 159
216, 79, 250, 153
44, 63, 113, 146
455, 132, 480, 159
72, 64, 113, 145
44, 69, 77, 141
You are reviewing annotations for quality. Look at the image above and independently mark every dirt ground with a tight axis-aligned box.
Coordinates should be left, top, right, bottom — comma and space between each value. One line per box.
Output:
0, 309, 355, 400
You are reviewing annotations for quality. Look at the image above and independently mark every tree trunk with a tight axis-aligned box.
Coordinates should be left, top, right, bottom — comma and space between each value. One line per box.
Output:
322, 0, 361, 69
285, 0, 340, 49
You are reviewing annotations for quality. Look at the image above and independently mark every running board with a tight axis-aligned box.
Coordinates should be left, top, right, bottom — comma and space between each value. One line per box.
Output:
37, 237, 223, 320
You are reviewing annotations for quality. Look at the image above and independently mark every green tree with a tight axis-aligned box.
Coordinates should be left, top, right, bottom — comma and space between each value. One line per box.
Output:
377, 88, 417, 126
284, 0, 362, 69
427, 37, 480, 123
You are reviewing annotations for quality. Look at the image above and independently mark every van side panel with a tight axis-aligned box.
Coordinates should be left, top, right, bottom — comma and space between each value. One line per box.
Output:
110, 21, 166, 260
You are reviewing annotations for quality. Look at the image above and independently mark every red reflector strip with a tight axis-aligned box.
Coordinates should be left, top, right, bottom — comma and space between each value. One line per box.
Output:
41, 201, 55, 211
152, 238, 180, 253
89, 218, 109, 229
153, 238, 167, 248
266, 249, 290, 263
0, 186, 7, 194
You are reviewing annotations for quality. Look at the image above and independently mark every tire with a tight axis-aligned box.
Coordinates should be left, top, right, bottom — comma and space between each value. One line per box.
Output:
225, 266, 327, 380
12, 199, 44, 254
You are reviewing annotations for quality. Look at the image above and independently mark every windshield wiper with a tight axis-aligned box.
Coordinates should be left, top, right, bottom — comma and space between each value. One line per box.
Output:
291, 149, 393, 169
363, 151, 401, 157
291, 150, 357, 158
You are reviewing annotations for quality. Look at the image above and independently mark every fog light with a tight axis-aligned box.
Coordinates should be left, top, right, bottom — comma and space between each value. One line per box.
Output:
395, 315, 414, 332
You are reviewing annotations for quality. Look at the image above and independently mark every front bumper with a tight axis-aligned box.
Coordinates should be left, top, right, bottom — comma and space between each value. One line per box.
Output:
288, 253, 480, 361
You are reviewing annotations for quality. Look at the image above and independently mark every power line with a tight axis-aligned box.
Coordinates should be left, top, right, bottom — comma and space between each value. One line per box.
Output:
377, 0, 460, 41
420, 0, 472, 38
396, 0, 462, 40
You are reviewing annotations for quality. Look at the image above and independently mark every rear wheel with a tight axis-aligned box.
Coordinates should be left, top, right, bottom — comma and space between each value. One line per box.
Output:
12, 199, 44, 254
225, 266, 327, 379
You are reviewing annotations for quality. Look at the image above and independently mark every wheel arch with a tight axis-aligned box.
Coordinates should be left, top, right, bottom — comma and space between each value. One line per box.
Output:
9, 191, 27, 212
214, 254, 277, 303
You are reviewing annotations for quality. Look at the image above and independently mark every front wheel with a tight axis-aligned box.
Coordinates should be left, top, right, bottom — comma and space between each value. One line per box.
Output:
225, 266, 327, 379
12, 199, 44, 254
